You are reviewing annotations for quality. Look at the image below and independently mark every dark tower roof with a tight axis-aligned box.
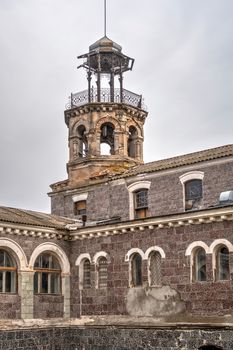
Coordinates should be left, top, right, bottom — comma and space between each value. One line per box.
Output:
89, 35, 122, 53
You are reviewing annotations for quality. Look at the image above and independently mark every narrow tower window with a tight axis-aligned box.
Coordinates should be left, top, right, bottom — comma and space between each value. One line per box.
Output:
74, 200, 86, 216
100, 122, 115, 155
128, 126, 138, 158
77, 125, 88, 158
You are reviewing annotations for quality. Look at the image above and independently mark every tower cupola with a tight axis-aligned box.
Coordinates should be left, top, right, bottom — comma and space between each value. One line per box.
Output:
62, 34, 148, 188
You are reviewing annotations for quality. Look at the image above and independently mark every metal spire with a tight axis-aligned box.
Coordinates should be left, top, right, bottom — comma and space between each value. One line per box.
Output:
104, 0, 107, 36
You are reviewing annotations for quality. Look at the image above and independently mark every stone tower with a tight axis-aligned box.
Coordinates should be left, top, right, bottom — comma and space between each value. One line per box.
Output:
49, 35, 148, 213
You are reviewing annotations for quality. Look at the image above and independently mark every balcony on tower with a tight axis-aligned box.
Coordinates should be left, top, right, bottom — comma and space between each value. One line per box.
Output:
65, 36, 146, 111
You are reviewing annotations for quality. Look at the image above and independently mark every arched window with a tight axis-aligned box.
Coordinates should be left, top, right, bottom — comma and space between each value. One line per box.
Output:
98, 257, 108, 288
134, 189, 148, 219
131, 253, 142, 287
216, 246, 230, 281
34, 253, 61, 294
128, 126, 138, 158
193, 248, 206, 282
0, 250, 17, 293
83, 259, 91, 289
100, 122, 115, 155
77, 125, 88, 158
185, 179, 203, 210
149, 251, 162, 286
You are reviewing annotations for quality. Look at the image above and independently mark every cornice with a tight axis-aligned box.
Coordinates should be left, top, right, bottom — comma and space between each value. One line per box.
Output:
69, 206, 233, 241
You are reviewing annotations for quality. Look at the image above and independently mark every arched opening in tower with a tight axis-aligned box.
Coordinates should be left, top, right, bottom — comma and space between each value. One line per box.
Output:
77, 125, 88, 157
100, 122, 115, 155
128, 125, 138, 158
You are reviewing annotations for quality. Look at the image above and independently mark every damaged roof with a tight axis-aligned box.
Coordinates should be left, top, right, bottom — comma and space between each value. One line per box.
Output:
0, 206, 75, 229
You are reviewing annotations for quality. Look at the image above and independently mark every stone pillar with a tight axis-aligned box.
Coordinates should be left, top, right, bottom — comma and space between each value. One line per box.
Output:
62, 274, 71, 318
18, 270, 34, 319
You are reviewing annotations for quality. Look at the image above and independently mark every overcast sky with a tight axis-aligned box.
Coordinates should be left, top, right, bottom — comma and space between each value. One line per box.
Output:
0, 0, 232, 213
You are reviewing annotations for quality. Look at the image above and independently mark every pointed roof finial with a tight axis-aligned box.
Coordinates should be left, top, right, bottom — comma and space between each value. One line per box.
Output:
104, 0, 107, 36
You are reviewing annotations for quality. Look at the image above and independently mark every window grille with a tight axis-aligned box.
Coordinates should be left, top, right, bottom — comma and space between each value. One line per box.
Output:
34, 253, 61, 294
0, 250, 17, 293
98, 257, 108, 288
83, 259, 91, 288
149, 252, 162, 286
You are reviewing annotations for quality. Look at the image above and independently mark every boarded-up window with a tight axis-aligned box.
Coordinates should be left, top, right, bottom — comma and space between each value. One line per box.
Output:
149, 251, 162, 286
185, 179, 203, 210
74, 200, 86, 216
98, 257, 108, 288
83, 259, 91, 288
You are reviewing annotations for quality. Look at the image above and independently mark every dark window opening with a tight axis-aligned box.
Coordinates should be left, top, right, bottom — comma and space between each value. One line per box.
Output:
193, 248, 206, 282
134, 189, 148, 219
185, 179, 203, 210
131, 253, 142, 287
34, 253, 61, 294
216, 246, 230, 281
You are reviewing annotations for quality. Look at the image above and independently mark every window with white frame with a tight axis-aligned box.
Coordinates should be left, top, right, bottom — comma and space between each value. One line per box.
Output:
127, 181, 151, 220
179, 171, 204, 211
34, 253, 61, 294
0, 250, 17, 293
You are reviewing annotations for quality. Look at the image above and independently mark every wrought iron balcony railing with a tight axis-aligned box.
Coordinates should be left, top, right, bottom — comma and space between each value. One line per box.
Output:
65, 88, 146, 110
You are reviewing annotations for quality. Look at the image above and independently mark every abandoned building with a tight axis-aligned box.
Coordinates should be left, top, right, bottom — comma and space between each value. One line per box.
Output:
0, 33, 233, 349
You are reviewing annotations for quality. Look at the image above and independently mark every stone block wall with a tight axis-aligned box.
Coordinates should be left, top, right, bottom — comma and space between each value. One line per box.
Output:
34, 295, 64, 318
70, 220, 233, 318
0, 294, 20, 319
50, 158, 233, 221
0, 326, 232, 349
